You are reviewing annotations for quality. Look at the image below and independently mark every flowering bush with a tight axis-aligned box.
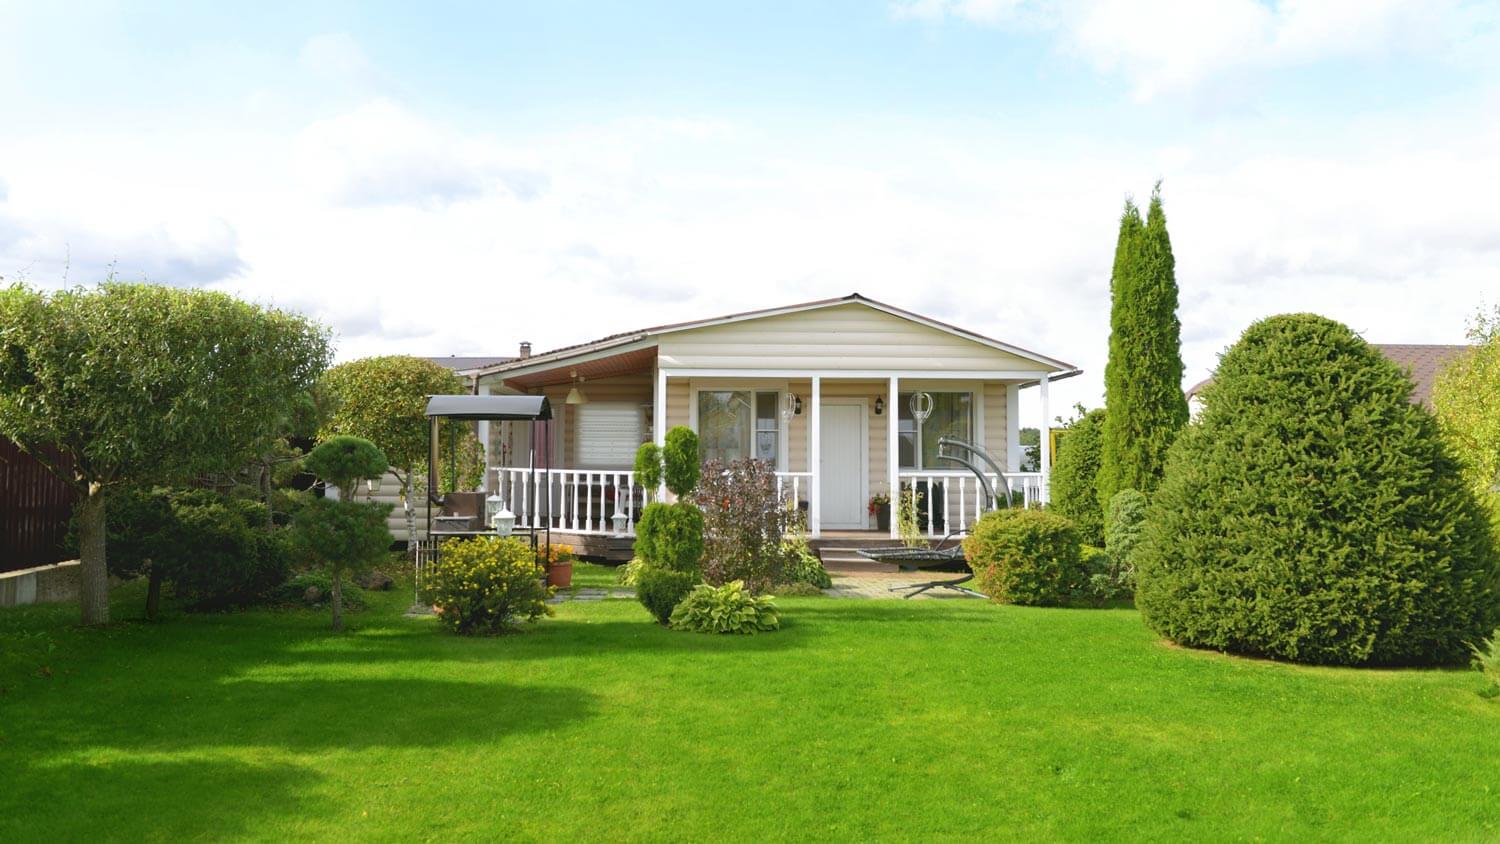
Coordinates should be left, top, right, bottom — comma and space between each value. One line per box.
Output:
670, 580, 780, 634
423, 536, 553, 635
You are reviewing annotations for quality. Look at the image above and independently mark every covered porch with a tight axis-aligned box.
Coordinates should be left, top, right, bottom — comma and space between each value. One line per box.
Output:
482, 359, 1054, 541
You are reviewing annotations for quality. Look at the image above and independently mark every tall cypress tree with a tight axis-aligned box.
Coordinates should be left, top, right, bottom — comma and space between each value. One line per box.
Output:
1098, 184, 1187, 510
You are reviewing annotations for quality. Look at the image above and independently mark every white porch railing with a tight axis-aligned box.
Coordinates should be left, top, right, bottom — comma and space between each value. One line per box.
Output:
896, 471, 1044, 537
491, 467, 819, 536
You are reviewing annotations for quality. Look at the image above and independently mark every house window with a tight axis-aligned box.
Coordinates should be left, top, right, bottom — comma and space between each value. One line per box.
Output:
898, 392, 973, 470
574, 402, 646, 468
698, 390, 780, 465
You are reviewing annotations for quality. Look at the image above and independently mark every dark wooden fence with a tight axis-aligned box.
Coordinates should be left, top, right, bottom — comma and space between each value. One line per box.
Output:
1, 439, 78, 572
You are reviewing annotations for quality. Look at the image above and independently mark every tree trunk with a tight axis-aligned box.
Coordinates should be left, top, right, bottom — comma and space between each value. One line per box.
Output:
402, 473, 418, 558
77, 484, 110, 626
331, 570, 344, 632
145, 564, 164, 621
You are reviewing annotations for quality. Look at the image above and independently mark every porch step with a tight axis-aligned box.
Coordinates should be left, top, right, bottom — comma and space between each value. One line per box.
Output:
817, 546, 899, 575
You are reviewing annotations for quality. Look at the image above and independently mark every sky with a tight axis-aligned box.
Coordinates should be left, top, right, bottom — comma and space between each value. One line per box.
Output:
1, 0, 1498, 427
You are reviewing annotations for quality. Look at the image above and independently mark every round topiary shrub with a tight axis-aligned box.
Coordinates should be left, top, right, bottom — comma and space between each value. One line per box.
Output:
662, 426, 701, 498
962, 508, 1084, 606
636, 564, 699, 625
634, 502, 705, 574
1050, 407, 1106, 545
1136, 313, 1500, 666
304, 435, 389, 491
423, 536, 553, 635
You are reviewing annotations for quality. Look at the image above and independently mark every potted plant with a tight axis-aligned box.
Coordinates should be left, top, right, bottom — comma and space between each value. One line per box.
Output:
868, 492, 891, 531
544, 543, 575, 588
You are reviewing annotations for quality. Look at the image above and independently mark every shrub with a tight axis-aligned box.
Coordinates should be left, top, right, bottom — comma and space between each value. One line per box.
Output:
697, 458, 790, 592
1050, 408, 1106, 545
775, 581, 825, 597
1104, 489, 1147, 585
633, 442, 663, 492
423, 536, 552, 635
303, 435, 389, 492
617, 557, 646, 586
634, 502, 705, 574
636, 565, 699, 625
963, 509, 1084, 606
670, 580, 780, 634
1080, 545, 1133, 606
288, 497, 393, 631
780, 539, 832, 589
1137, 313, 1500, 666
277, 571, 368, 609
1474, 632, 1499, 698
662, 426, 701, 497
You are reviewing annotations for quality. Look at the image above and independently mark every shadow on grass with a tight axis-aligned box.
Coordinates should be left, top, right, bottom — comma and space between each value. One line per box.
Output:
44, 677, 600, 754
0, 757, 319, 842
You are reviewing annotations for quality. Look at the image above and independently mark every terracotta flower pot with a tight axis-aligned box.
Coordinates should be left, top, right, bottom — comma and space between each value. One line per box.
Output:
547, 562, 573, 589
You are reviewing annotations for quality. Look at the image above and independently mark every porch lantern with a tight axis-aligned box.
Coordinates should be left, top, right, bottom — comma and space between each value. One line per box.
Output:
565, 370, 589, 405
365, 475, 383, 494
490, 505, 516, 537
611, 510, 630, 535
874, 396, 884, 415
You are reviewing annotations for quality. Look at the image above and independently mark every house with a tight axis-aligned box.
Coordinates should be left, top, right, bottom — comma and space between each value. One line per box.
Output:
1186, 343, 1468, 416
460, 293, 1079, 552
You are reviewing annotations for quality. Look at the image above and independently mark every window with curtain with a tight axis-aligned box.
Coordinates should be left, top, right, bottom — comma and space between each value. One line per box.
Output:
898, 391, 973, 469
698, 390, 780, 465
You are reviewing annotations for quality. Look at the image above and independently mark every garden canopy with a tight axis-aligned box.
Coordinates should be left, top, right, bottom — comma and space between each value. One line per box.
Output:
423, 394, 552, 421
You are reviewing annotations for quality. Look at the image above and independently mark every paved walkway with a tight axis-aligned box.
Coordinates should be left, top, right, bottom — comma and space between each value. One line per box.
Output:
545, 575, 984, 602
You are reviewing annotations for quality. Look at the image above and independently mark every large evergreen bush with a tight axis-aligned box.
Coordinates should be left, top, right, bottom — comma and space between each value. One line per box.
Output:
1136, 314, 1500, 666
963, 508, 1084, 606
1050, 407, 1106, 545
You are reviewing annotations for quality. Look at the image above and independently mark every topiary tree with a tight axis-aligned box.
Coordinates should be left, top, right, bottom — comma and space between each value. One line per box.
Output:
1049, 407, 1106, 545
962, 508, 1084, 606
294, 436, 392, 631
663, 426, 701, 497
1433, 305, 1500, 529
318, 356, 483, 556
633, 425, 705, 621
0, 282, 331, 626
1137, 313, 1500, 666
1099, 186, 1188, 510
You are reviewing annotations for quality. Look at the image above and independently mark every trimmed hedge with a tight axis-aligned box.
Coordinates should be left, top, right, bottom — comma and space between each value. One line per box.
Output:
963, 508, 1084, 606
637, 565, 699, 625
634, 502, 705, 575
1136, 313, 1500, 666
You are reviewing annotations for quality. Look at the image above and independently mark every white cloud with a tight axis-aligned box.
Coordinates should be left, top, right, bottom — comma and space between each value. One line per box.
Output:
298, 32, 376, 85
893, 0, 1489, 101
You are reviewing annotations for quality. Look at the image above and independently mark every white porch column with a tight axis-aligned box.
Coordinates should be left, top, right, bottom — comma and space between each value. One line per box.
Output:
1039, 373, 1051, 504
809, 375, 821, 538
888, 376, 899, 539
653, 366, 667, 501
476, 419, 490, 491
1005, 383, 1021, 473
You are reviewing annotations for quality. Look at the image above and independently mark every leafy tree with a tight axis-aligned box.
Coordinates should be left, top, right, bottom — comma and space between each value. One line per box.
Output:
1099, 186, 1188, 510
1049, 407, 1106, 545
1018, 427, 1040, 472
1136, 314, 1499, 666
318, 356, 484, 554
0, 283, 331, 625
294, 436, 392, 631
1433, 305, 1500, 528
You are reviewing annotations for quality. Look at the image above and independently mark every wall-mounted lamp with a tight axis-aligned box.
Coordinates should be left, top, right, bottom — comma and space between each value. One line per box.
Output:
793, 395, 803, 416
874, 397, 884, 416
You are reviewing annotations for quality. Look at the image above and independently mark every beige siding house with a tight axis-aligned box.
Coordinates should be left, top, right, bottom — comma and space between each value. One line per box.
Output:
465, 294, 1078, 544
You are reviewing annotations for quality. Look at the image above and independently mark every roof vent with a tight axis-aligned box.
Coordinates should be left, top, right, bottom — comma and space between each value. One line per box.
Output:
519, 341, 532, 359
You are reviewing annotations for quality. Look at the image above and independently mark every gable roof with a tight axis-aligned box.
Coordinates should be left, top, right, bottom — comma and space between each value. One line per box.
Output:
1186, 343, 1468, 409
470, 293, 1078, 378
426, 355, 516, 372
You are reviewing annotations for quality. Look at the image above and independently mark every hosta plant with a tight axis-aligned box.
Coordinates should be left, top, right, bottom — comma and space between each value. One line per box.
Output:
669, 580, 781, 634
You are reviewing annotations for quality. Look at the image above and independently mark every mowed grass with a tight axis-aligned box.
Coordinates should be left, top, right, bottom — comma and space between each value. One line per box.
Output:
2, 581, 1496, 842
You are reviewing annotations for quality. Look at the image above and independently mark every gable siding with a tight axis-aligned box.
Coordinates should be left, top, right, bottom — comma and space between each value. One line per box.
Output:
656, 303, 1049, 372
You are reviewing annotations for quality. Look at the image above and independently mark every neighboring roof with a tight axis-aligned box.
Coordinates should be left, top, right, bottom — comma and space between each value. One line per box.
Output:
424, 394, 552, 421
469, 293, 1079, 379
426, 355, 516, 372
1186, 343, 1469, 409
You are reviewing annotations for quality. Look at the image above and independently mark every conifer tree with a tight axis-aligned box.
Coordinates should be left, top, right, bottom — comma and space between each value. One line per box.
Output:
1098, 185, 1187, 509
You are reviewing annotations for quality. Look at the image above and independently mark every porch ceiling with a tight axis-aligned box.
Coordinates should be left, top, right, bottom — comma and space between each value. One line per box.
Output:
502, 346, 658, 390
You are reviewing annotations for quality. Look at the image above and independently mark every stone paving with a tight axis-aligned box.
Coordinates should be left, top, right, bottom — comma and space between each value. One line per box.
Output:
543, 575, 983, 602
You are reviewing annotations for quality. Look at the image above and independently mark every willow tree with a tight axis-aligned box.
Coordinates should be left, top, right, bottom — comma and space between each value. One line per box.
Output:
318, 356, 483, 553
0, 283, 332, 625
1098, 185, 1188, 508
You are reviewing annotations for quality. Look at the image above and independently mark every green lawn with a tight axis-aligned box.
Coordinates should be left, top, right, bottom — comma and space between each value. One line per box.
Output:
2, 582, 1496, 842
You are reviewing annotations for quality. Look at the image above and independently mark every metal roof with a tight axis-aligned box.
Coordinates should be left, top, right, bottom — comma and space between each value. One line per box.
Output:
424, 394, 552, 421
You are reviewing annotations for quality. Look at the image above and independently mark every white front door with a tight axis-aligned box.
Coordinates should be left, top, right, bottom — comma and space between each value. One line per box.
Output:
819, 401, 867, 529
